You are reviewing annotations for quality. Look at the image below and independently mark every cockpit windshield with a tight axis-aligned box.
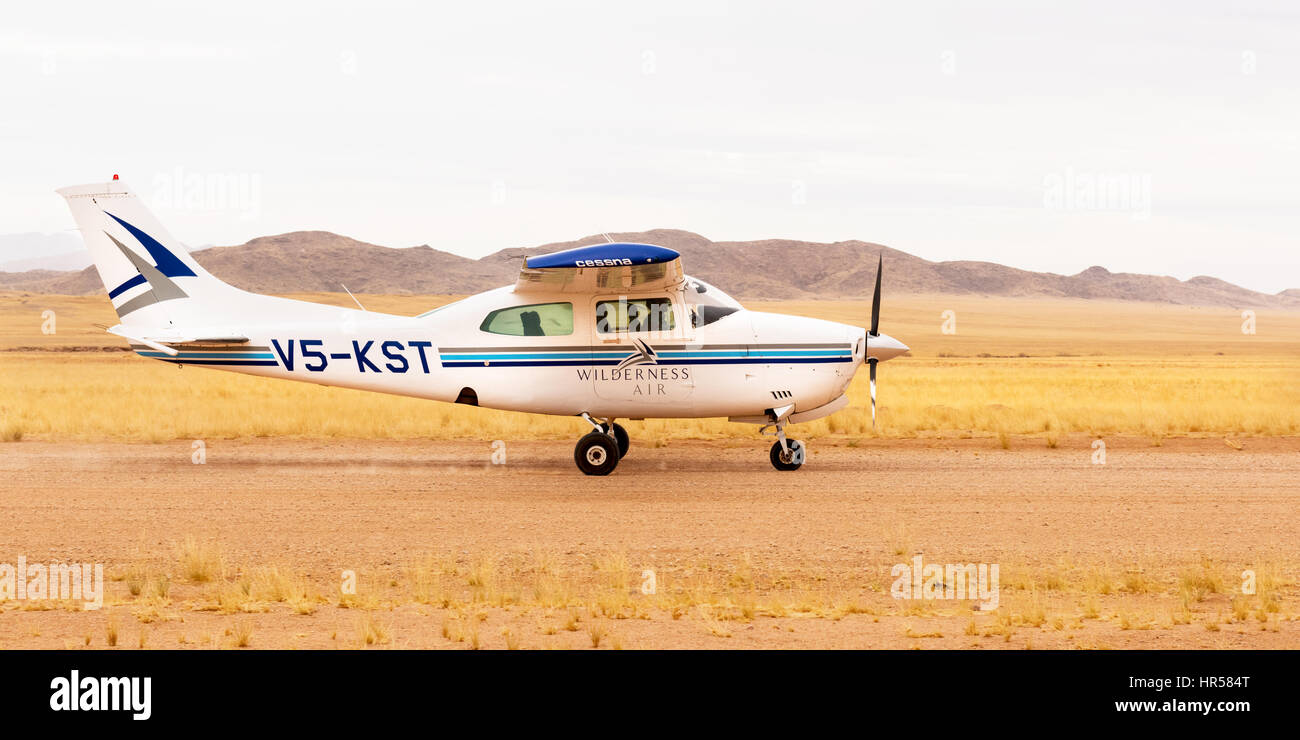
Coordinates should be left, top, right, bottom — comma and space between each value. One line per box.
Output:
683, 276, 742, 309
683, 275, 743, 328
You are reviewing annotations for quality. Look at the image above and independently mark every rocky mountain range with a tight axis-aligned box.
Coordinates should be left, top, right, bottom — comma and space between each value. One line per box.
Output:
1, 229, 1295, 308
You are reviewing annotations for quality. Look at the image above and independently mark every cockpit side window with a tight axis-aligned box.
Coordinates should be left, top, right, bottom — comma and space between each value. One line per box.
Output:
480, 302, 574, 336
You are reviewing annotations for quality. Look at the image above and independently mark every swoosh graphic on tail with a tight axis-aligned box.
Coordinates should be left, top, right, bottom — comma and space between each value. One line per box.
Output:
104, 231, 188, 317
105, 211, 196, 278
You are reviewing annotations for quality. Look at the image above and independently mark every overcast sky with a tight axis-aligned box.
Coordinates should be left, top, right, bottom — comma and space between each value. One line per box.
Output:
2, 1, 1296, 292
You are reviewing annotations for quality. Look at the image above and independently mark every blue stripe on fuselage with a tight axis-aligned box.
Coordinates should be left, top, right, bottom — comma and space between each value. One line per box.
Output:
442, 356, 851, 368
138, 351, 275, 359
156, 359, 280, 366
439, 349, 848, 361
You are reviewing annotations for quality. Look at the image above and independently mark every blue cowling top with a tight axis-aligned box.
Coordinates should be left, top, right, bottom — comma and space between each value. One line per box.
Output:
525, 243, 679, 269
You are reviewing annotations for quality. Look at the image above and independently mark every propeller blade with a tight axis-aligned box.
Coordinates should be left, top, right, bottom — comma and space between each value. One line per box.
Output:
869, 358, 878, 427
870, 254, 882, 337
865, 255, 882, 427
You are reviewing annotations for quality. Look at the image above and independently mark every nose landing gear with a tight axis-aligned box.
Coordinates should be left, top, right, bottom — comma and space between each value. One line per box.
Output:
769, 438, 806, 471
761, 406, 805, 471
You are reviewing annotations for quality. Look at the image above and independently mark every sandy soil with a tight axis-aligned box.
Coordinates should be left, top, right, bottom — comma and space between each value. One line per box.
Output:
1, 435, 1297, 649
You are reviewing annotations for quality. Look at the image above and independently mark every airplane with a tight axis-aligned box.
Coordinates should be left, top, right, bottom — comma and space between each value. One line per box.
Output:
56, 178, 909, 475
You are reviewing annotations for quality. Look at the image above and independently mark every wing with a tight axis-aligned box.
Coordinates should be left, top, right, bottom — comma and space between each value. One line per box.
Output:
513, 243, 684, 294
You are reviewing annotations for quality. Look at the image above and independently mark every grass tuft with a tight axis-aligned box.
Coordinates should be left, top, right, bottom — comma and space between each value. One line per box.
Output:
176, 536, 223, 583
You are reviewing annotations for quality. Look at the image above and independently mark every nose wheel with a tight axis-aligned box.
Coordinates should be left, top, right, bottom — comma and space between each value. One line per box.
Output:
761, 410, 805, 471
769, 439, 805, 471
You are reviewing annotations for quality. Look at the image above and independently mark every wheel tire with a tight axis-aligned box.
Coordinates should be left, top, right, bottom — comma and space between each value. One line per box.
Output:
769, 439, 806, 471
575, 432, 620, 476
609, 423, 630, 459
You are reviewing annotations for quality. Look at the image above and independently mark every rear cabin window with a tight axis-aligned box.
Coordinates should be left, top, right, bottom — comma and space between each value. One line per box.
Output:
480, 302, 574, 336
595, 298, 676, 334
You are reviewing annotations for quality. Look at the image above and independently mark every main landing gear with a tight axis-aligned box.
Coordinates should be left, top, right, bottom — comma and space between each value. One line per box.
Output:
574, 414, 630, 476
761, 411, 805, 472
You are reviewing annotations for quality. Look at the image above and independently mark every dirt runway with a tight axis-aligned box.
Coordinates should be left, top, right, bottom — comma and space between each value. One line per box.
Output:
1, 435, 1296, 649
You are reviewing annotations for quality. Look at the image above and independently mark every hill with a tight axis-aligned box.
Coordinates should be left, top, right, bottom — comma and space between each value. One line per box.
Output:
2, 228, 1295, 308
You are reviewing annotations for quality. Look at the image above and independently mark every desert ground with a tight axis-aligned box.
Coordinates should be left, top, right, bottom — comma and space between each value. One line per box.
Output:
1, 291, 1297, 648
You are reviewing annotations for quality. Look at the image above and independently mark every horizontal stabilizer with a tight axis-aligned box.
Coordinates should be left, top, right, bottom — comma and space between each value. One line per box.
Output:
107, 325, 249, 356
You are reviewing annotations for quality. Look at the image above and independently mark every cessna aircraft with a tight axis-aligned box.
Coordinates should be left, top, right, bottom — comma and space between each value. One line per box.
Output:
57, 178, 908, 475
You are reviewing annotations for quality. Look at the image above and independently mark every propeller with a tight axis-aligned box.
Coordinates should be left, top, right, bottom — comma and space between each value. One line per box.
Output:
866, 255, 882, 427
870, 254, 882, 337
868, 357, 878, 426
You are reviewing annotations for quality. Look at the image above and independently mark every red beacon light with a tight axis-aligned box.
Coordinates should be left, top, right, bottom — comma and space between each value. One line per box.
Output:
112, 174, 119, 180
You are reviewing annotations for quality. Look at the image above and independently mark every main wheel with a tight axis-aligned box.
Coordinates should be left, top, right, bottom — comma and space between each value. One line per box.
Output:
575, 432, 620, 476
609, 422, 630, 459
769, 439, 806, 471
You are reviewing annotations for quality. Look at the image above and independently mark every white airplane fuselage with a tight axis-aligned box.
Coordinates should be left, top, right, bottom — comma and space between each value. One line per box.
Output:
140, 284, 908, 420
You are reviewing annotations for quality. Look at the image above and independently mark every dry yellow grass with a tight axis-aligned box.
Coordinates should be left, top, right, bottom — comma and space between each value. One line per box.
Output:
176, 536, 224, 583
355, 614, 390, 647
7, 536, 1297, 648
232, 618, 254, 648
2, 292, 1297, 441
2, 351, 1295, 441
751, 294, 1300, 360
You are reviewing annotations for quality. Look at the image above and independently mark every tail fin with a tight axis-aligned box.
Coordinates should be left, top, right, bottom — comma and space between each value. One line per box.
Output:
56, 180, 239, 326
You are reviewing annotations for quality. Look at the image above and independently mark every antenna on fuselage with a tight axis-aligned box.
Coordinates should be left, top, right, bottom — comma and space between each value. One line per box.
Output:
341, 283, 366, 311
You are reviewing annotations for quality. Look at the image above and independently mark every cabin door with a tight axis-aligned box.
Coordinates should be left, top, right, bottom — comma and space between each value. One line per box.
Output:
589, 291, 695, 405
